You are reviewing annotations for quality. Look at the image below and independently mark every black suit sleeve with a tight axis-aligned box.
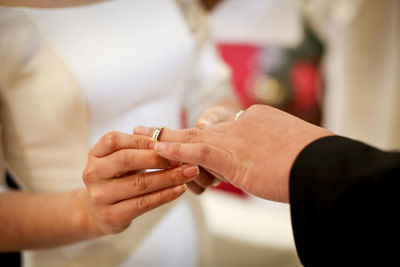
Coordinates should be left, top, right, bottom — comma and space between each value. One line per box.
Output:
289, 136, 400, 266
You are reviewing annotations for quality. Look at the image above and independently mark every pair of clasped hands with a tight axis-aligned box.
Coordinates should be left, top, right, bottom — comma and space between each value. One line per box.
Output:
82, 105, 332, 235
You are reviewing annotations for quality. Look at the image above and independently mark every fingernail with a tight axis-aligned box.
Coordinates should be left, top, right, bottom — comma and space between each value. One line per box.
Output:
135, 126, 149, 135
198, 118, 212, 127
173, 184, 187, 193
182, 165, 199, 177
154, 143, 166, 152
197, 122, 206, 130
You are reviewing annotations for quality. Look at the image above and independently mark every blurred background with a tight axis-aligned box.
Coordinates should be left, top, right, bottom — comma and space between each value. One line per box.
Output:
197, 0, 399, 266
199, 0, 318, 266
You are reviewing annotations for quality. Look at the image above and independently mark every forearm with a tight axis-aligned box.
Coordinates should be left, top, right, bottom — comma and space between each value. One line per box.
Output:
0, 188, 97, 251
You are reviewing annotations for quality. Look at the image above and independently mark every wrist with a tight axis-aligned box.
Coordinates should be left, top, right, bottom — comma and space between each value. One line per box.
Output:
72, 188, 103, 239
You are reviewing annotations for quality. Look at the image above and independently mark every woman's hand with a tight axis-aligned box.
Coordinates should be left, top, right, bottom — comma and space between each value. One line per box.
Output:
134, 105, 333, 203
82, 131, 199, 235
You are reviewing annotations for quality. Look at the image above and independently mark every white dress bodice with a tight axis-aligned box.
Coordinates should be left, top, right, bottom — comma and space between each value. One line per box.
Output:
22, 0, 195, 144
17, 1, 200, 266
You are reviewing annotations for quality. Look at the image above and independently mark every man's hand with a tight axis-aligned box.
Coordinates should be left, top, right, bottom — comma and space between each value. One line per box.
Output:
134, 105, 333, 203
135, 103, 239, 194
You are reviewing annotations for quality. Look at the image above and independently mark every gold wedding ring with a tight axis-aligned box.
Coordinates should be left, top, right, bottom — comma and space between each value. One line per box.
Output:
152, 126, 165, 141
234, 110, 244, 121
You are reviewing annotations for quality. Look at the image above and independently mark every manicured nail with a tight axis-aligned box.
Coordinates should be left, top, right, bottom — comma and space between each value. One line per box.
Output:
154, 143, 166, 152
135, 126, 149, 135
173, 184, 187, 193
182, 165, 199, 177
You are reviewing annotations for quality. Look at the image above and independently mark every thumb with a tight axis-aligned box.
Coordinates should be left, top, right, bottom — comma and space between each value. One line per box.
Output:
153, 142, 232, 182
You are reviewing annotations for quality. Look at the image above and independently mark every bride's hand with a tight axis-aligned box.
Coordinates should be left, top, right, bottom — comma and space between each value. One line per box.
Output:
82, 131, 199, 235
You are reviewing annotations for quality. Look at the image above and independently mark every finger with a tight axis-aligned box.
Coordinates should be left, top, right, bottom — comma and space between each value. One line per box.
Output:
186, 169, 217, 195
186, 181, 205, 195
105, 184, 187, 227
197, 113, 220, 129
197, 106, 235, 129
134, 126, 211, 144
89, 165, 199, 204
202, 167, 227, 182
116, 170, 139, 178
91, 131, 156, 158
195, 167, 215, 188
185, 168, 215, 195
93, 149, 172, 179
153, 142, 233, 181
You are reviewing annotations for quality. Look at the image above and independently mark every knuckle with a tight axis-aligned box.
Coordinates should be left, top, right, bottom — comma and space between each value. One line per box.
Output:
82, 166, 96, 183
135, 197, 150, 212
167, 169, 179, 184
183, 128, 200, 143
198, 145, 211, 164
169, 144, 182, 158
89, 187, 105, 205
131, 174, 148, 192
159, 190, 168, 203
133, 136, 144, 149
153, 153, 168, 168
118, 150, 131, 168
103, 131, 119, 151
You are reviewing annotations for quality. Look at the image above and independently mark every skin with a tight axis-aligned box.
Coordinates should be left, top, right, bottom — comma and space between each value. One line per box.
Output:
0, 0, 241, 197
0, 102, 238, 251
189, 100, 241, 192
0, 131, 198, 251
0, 0, 241, 248
135, 100, 240, 194
135, 104, 334, 203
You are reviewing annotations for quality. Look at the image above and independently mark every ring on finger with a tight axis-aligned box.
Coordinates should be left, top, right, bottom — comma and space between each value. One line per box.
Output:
152, 126, 165, 141
234, 110, 244, 121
